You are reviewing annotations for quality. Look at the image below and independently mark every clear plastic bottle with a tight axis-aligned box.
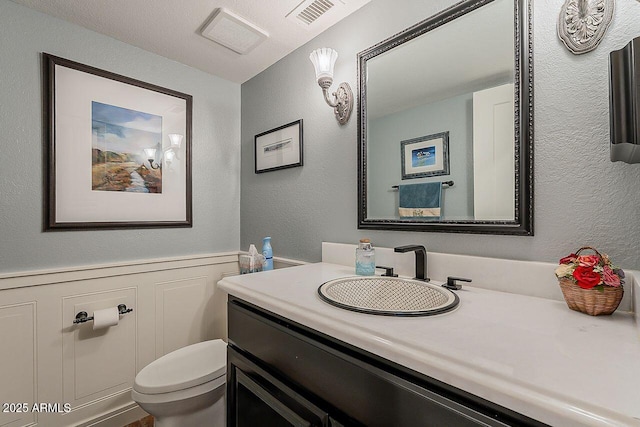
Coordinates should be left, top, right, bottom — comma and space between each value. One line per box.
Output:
355, 239, 376, 276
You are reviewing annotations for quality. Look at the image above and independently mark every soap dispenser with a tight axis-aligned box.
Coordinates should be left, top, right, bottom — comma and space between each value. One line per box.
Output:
355, 239, 376, 276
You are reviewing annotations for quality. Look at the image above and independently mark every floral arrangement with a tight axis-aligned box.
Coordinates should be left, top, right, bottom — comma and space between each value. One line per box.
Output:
555, 249, 625, 290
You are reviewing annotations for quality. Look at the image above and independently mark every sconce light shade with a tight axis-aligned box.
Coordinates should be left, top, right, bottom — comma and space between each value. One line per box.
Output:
309, 47, 352, 125
309, 48, 338, 83
144, 147, 161, 169
168, 133, 183, 148
165, 149, 175, 162
610, 36, 640, 163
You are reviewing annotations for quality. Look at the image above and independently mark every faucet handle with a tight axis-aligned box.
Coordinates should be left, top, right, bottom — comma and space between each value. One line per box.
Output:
443, 276, 472, 290
376, 266, 398, 277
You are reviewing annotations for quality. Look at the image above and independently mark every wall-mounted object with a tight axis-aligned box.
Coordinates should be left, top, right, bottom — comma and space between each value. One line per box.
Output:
392, 182, 454, 190
43, 53, 193, 230
309, 48, 353, 125
400, 132, 450, 180
610, 36, 640, 163
140, 134, 183, 170
143, 148, 161, 169
74, 304, 133, 326
167, 134, 183, 158
163, 133, 183, 169
200, 8, 268, 54
357, 0, 533, 235
254, 120, 303, 173
557, 0, 614, 55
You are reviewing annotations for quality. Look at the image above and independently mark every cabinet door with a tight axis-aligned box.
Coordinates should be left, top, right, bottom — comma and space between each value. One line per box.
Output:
228, 348, 343, 427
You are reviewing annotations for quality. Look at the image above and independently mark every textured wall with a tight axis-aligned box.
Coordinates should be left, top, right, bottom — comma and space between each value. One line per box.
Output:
0, 0, 241, 273
241, 0, 640, 269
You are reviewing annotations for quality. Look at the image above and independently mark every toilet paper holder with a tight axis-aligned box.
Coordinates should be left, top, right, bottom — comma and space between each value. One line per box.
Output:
74, 304, 133, 324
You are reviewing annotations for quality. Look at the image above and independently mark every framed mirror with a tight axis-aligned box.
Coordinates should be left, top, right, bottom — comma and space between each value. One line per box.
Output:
357, 0, 533, 235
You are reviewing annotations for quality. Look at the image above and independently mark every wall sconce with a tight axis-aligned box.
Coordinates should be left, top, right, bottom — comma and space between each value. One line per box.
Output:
167, 134, 183, 160
164, 149, 175, 163
144, 134, 183, 170
143, 148, 161, 169
309, 48, 353, 125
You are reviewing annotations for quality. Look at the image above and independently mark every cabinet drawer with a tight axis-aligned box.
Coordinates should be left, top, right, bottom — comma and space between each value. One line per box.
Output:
228, 298, 546, 427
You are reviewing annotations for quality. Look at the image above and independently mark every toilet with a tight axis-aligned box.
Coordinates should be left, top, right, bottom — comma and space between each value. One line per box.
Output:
131, 339, 227, 427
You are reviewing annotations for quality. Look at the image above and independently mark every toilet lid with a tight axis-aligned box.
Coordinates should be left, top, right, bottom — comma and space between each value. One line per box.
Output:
134, 339, 227, 394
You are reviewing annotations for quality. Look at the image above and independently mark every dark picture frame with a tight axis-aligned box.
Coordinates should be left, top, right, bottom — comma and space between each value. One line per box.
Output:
254, 120, 303, 173
43, 53, 193, 230
400, 132, 450, 180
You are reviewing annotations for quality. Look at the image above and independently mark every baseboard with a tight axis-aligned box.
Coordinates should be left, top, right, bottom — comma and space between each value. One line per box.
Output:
80, 403, 147, 427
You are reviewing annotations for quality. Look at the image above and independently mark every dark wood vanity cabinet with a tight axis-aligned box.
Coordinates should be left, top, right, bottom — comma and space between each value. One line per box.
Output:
227, 297, 547, 427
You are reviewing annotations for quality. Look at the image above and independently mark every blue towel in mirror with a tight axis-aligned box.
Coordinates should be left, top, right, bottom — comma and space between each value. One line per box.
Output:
398, 182, 441, 219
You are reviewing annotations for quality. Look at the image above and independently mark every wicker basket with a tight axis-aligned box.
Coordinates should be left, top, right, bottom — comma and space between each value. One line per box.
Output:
557, 247, 624, 316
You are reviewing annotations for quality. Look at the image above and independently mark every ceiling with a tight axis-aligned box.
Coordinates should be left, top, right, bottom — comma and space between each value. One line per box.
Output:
11, 0, 371, 83
366, 0, 514, 119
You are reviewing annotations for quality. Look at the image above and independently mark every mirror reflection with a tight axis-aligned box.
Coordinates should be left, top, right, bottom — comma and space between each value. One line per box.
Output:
358, 0, 533, 234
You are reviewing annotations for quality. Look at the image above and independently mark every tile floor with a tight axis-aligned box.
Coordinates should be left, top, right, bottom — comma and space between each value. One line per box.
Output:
123, 415, 153, 427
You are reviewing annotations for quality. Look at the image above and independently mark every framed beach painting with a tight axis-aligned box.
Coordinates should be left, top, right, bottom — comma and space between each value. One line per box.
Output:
43, 53, 192, 230
254, 120, 303, 173
401, 131, 450, 180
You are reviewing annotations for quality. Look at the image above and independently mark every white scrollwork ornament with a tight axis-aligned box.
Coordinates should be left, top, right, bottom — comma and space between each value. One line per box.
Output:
557, 0, 614, 54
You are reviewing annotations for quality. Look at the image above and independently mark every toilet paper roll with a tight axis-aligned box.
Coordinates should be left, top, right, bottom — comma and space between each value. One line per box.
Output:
92, 307, 119, 330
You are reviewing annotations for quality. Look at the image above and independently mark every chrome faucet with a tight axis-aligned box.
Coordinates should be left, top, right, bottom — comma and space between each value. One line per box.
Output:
394, 245, 428, 281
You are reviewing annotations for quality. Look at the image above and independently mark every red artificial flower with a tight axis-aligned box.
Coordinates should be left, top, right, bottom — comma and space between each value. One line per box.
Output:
559, 253, 577, 264
602, 265, 621, 287
577, 255, 600, 268
572, 266, 601, 289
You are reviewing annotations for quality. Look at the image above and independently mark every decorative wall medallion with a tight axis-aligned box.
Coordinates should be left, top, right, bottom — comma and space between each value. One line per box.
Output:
557, 0, 614, 54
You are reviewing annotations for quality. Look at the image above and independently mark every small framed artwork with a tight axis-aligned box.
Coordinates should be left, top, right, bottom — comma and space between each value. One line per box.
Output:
401, 131, 450, 180
43, 53, 192, 230
254, 120, 303, 173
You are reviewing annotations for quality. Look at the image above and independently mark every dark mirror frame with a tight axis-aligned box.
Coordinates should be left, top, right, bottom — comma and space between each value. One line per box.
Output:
357, 0, 533, 235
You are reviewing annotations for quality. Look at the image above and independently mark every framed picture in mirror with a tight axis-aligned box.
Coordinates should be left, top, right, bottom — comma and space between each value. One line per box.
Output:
401, 132, 450, 179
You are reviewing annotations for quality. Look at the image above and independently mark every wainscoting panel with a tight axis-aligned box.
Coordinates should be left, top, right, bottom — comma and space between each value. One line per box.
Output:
0, 302, 36, 427
62, 289, 136, 406
0, 253, 239, 427
154, 277, 210, 357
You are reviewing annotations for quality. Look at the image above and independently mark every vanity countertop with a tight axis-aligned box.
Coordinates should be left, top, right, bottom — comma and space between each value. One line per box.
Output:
218, 262, 640, 427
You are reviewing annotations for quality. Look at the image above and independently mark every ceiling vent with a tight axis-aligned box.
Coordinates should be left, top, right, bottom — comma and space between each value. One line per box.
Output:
201, 9, 269, 55
286, 0, 345, 26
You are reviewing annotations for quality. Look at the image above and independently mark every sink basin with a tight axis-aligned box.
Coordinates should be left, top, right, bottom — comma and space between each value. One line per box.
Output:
317, 276, 459, 316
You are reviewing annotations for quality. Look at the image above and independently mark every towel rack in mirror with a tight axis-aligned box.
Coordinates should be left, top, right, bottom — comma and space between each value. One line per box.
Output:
392, 181, 454, 190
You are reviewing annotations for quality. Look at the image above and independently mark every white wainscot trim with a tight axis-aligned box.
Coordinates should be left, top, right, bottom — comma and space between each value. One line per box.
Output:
0, 252, 240, 291
0, 252, 239, 427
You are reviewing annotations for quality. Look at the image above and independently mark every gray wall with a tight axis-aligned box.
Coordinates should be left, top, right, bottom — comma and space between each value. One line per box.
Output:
241, 0, 640, 269
368, 92, 473, 220
0, 0, 241, 273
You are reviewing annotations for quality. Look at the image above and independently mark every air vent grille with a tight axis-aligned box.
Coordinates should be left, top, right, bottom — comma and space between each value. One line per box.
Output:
296, 0, 334, 25
201, 8, 268, 55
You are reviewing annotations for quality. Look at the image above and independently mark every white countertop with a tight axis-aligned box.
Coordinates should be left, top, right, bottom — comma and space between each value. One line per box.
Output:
218, 262, 640, 427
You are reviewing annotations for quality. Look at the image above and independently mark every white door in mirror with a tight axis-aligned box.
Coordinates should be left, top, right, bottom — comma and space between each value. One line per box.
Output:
473, 83, 515, 220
